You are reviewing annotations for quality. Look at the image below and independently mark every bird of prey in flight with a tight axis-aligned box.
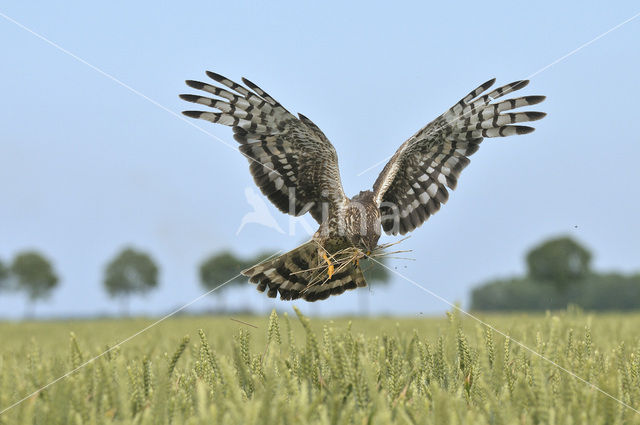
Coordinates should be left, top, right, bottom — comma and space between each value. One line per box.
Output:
181, 72, 545, 301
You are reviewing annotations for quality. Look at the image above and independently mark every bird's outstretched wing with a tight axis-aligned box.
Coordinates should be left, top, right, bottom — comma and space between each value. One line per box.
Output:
181, 72, 347, 223
373, 79, 546, 235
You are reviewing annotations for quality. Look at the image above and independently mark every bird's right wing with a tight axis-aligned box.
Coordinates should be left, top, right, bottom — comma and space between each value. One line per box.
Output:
181, 72, 348, 223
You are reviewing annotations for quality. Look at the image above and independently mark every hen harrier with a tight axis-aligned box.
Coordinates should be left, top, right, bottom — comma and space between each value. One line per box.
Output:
180, 72, 545, 301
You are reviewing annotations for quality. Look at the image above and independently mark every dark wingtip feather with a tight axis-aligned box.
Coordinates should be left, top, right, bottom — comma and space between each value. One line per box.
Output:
527, 111, 547, 121
206, 71, 226, 82
182, 110, 203, 118
179, 94, 200, 103
527, 95, 546, 105
515, 125, 535, 135
483, 78, 497, 89
512, 80, 530, 91
185, 80, 206, 89
241, 77, 254, 87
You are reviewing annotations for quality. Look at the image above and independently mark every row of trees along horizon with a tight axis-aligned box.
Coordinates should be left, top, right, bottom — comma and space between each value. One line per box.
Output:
471, 236, 640, 311
0, 247, 391, 318
2, 235, 639, 317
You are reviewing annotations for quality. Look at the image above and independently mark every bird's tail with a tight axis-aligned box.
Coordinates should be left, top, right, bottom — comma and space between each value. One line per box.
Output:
242, 240, 367, 302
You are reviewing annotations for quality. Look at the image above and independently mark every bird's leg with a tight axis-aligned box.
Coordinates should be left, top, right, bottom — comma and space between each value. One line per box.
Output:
322, 252, 334, 279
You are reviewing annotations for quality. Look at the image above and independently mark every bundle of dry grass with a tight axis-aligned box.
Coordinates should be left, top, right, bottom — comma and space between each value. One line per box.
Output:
292, 238, 413, 291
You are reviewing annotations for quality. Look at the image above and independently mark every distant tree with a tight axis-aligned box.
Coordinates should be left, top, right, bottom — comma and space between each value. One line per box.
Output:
200, 251, 248, 288
199, 250, 251, 311
471, 273, 640, 312
362, 257, 391, 285
471, 277, 566, 311
575, 273, 640, 311
0, 258, 9, 291
358, 256, 392, 315
10, 251, 59, 317
104, 247, 159, 315
199, 249, 279, 312
526, 236, 592, 290
470, 235, 640, 312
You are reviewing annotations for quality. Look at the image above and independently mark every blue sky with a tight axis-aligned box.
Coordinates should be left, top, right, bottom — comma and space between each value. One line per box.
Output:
1, 1, 639, 318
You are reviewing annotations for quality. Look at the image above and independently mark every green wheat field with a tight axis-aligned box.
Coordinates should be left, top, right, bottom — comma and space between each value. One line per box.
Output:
1, 309, 639, 424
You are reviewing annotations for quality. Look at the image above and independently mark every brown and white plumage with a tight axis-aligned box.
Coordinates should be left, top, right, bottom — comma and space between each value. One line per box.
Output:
181, 72, 347, 223
181, 73, 546, 301
242, 240, 367, 302
373, 79, 546, 235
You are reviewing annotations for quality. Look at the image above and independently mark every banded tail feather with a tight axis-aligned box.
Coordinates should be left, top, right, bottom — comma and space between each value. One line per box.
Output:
242, 241, 367, 302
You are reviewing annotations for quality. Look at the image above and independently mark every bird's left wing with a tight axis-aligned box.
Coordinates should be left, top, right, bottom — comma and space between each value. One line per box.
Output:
180, 72, 348, 223
373, 79, 546, 235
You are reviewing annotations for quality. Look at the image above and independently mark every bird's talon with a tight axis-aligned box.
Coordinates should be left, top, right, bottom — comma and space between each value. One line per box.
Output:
322, 252, 334, 279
